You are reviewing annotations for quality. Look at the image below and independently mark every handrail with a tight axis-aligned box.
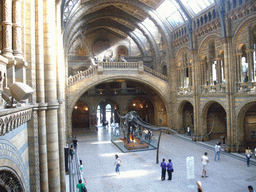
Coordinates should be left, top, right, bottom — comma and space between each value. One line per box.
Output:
68, 62, 169, 86
144, 66, 169, 82
68, 65, 98, 85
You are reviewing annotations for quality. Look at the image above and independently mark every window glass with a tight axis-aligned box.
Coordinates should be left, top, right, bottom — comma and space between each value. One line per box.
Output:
156, 0, 187, 28
179, 0, 214, 16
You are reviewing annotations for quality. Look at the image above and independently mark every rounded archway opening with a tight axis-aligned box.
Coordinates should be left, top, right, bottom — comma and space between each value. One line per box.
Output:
177, 101, 194, 134
243, 103, 256, 150
72, 100, 90, 129
206, 102, 226, 141
70, 79, 168, 136
97, 99, 120, 128
128, 96, 154, 125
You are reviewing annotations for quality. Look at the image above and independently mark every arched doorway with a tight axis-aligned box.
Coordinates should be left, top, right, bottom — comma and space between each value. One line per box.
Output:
128, 96, 154, 124
177, 101, 194, 134
206, 102, 226, 141
0, 169, 24, 191
97, 99, 120, 127
182, 102, 194, 134
243, 103, 256, 150
72, 99, 90, 129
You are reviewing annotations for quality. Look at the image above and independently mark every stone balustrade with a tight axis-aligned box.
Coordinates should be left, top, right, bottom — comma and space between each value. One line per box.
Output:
143, 66, 169, 82
236, 82, 256, 94
68, 65, 98, 85
200, 84, 226, 94
0, 107, 32, 136
68, 61, 169, 86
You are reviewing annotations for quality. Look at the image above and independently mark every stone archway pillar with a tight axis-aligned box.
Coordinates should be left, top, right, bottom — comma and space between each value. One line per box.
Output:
2, 0, 13, 58
13, 0, 23, 59
192, 49, 201, 140
43, 0, 60, 191
56, 1, 66, 191
223, 37, 236, 152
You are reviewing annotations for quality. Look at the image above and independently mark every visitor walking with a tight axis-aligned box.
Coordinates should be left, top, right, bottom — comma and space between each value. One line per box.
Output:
214, 142, 221, 161
160, 158, 167, 181
114, 154, 121, 176
76, 178, 87, 192
79, 160, 83, 173
187, 125, 191, 136
201, 152, 209, 178
245, 147, 252, 167
70, 145, 75, 162
197, 181, 203, 192
166, 159, 173, 180
73, 136, 78, 150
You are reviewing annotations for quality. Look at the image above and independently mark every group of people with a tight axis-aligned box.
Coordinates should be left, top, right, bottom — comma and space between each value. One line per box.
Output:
160, 158, 174, 181
69, 137, 88, 192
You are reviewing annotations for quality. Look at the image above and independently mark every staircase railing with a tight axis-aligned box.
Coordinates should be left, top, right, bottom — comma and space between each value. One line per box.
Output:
68, 62, 169, 86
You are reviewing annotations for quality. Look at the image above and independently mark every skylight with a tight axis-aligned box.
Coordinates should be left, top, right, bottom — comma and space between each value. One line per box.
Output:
179, 0, 215, 16
156, 0, 187, 29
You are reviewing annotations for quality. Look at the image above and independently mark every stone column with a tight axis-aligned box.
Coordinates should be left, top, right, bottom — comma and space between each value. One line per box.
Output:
223, 37, 236, 152
192, 49, 201, 140
35, 0, 48, 191
2, 0, 13, 58
6, 60, 15, 86
13, 0, 23, 59
246, 50, 254, 82
56, 2, 66, 191
236, 54, 243, 82
43, 0, 60, 191
216, 58, 222, 84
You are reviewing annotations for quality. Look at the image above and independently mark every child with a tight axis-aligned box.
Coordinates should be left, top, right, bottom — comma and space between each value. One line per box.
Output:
79, 160, 83, 173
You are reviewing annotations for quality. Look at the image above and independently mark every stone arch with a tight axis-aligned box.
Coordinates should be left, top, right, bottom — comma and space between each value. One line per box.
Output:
0, 140, 28, 191
201, 100, 227, 141
177, 100, 194, 134
236, 100, 256, 152
198, 33, 222, 56
67, 75, 170, 137
95, 97, 121, 126
162, 63, 167, 76
233, 16, 256, 48
0, 167, 25, 192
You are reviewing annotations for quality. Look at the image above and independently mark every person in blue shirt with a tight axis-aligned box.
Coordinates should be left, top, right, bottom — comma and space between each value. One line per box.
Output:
160, 158, 167, 181
167, 159, 173, 180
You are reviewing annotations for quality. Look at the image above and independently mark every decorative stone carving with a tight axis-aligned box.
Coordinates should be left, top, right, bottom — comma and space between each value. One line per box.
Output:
0, 109, 32, 136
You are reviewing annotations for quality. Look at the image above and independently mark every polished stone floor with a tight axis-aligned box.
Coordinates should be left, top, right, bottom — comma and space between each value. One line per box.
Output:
73, 126, 256, 192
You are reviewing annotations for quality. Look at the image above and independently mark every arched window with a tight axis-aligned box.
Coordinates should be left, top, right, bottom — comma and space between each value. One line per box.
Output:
163, 65, 167, 76
242, 57, 248, 82
233, 0, 237, 8
227, 1, 231, 11
204, 14, 208, 24
200, 17, 204, 25
213, 9, 216, 19
208, 12, 212, 21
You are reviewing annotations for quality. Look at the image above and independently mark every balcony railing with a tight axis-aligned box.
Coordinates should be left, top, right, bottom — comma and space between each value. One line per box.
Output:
68, 62, 169, 86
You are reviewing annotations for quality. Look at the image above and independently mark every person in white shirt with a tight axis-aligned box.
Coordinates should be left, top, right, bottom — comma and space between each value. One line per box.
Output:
214, 142, 221, 161
201, 152, 209, 178
187, 125, 191, 136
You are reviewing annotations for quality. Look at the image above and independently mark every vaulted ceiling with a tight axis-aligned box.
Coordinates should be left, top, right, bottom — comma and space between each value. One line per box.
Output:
62, 0, 216, 65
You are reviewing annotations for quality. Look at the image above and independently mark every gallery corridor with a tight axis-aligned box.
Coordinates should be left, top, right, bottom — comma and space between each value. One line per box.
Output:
71, 126, 256, 192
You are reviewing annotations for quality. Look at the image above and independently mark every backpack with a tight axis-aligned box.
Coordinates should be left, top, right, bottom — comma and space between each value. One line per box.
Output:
81, 185, 87, 192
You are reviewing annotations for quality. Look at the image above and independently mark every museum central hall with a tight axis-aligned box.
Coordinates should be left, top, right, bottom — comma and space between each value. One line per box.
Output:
0, 0, 255, 191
